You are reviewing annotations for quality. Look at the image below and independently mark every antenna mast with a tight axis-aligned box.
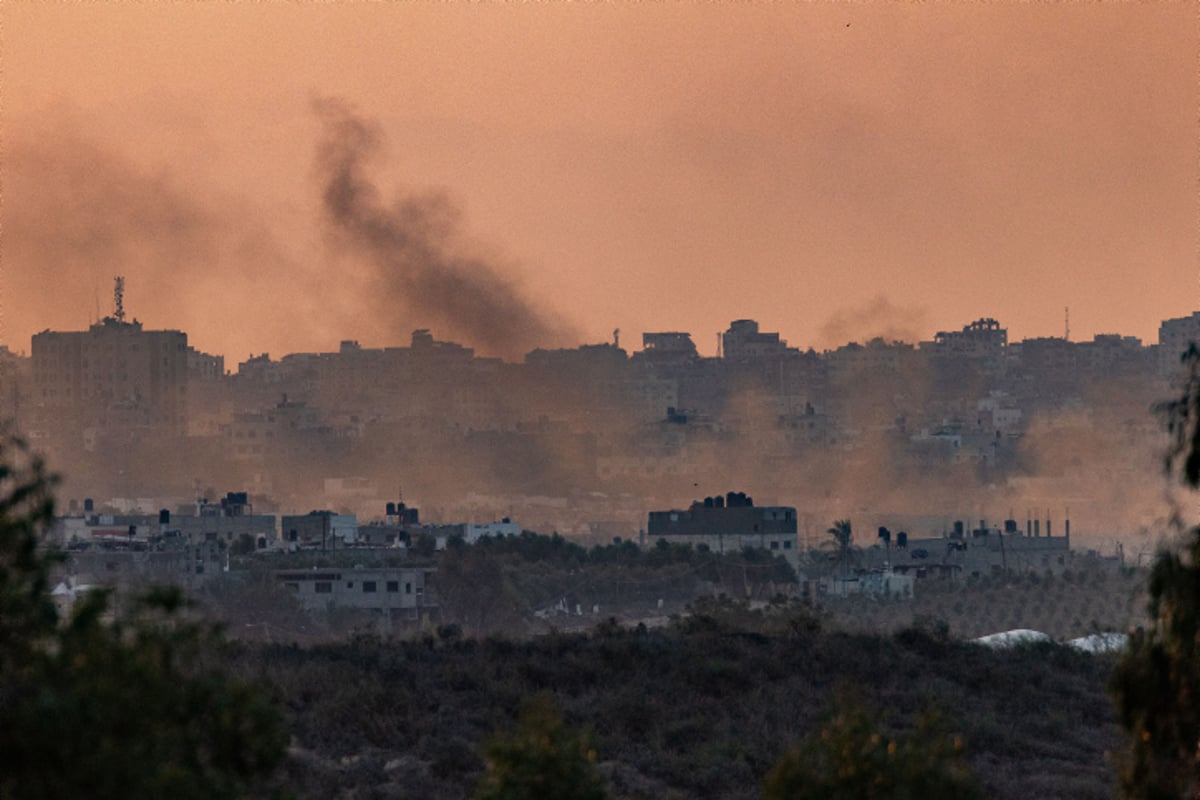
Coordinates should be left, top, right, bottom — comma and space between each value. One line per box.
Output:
1064, 306, 1069, 341
113, 276, 126, 322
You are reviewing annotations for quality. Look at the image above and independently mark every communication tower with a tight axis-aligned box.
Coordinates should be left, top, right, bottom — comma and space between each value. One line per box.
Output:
113, 276, 126, 323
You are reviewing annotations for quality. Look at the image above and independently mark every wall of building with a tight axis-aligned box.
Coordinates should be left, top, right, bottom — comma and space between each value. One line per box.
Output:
275, 567, 432, 615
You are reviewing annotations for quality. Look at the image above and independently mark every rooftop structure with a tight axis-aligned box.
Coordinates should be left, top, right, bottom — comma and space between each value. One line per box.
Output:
925, 318, 1007, 359
1158, 311, 1200, 377
722, 319, 794, 361
31, 279, 189, 439
648, 491, 800, 566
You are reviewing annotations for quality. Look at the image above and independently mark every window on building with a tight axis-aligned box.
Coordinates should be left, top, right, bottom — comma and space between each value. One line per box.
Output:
387, 581, 399, 593
314, 582, 332, 594
346, 582, 354, 588
770, 541, 779, 550
362, 581, 377, 593
405, 582, 412, 594
783, 540, 792, 549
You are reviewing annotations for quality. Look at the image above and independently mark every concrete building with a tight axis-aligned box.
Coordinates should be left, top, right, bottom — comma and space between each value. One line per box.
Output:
275, 566, 433, 618
820, 568, 914, 599
187, 347, 225, 382
32, 314, 189, 442
860, 518, 1072, 579
722, 320, 793, 362
280, 511, 358, 548
1158, 311, 1200, 378
924, 318, 1007, 360
647, 491, 800, 566
0, 346, 30, 429
172, 494, 278, 549
637, 332, 700, 365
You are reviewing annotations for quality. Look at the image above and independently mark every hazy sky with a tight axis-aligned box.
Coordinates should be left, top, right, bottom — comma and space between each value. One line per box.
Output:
4, 2, 1196, 362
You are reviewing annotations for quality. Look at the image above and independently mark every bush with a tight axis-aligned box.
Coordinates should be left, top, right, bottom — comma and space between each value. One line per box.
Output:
764, 690, 983, 800
475, 693, 607, 800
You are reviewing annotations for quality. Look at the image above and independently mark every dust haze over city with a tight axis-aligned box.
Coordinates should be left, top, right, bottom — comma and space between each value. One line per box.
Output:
3, 3, 1199, 799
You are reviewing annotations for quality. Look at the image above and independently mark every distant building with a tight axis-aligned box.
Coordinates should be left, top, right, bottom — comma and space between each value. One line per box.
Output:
276, 566, 433, 618
638, 332, 699, 364
860, 517, 1072, 578
1158, 311, 1200, 378
186, 346, 225, 382
32, 315, 189, 441
0, 346, 30, 429
173, 494, 278, 548
722, 320, 793, 361
819, 568, 914, 599
647, 491, 800, 566
825, 338, 916, 376
924, 318, 1007, 360
225, 396, 321, 462
280, 511, 358, 548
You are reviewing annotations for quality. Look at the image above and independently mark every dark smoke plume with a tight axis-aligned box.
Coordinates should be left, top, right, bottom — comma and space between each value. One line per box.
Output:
818, 295, 929, 349
312, 97, 577, 359
4, 117, 322, 361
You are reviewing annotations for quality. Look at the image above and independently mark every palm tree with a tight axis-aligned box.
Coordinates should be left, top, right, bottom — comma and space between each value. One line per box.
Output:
823, 519, 855, 571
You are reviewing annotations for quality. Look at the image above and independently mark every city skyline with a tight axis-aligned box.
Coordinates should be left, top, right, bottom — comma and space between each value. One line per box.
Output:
5, 3, 1196, 363
7, 288, 1180, 366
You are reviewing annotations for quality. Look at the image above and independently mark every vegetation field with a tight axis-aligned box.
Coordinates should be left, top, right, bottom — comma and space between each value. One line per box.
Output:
223, 600, 1121, 800
820, 565, 1147, 640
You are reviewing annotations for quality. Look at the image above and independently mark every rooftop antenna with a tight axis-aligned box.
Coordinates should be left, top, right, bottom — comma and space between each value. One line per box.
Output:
113, 276, 126, 322
613, 328, 620, 349
1064, 306, 1069, 341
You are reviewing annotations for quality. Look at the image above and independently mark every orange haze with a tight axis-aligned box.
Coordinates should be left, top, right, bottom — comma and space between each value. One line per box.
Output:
3, 2, 1197, 363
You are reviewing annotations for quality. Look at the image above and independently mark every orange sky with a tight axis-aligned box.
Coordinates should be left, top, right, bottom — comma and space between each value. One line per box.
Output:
3, 2, 1197, 363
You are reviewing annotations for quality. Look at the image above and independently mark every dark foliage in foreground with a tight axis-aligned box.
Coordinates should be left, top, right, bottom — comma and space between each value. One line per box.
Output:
226, 600, 1118, 800
0, 435, 287, 799
764, 688, 983, 800
475, 692, 608, 800
1113, 344, 1200, 798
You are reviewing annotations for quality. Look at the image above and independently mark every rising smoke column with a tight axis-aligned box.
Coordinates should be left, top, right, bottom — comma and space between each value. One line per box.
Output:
312, 97, 576, 359
818, 295, 929, 349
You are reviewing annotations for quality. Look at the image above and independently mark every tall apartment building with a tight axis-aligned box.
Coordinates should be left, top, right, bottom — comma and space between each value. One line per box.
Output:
31, 316, 189, 440
1158, 311, 1200, 378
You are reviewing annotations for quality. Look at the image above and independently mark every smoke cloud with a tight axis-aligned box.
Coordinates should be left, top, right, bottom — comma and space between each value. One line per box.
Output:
818, 295, 929, 349
311, 97, 577, 360
3, 114, 332, 361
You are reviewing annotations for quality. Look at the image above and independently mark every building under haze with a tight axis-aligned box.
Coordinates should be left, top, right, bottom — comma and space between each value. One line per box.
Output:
648, 492, 800, 567
924, 318, 1007, 360
721, 320, 794, 362
1158, 311, 1200, 378
31, 314, 189, 443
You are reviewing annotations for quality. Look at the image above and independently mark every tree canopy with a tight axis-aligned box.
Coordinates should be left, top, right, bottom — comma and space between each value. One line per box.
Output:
1111, 346, 1200, 798
474, 693, 608, 800
764, 689, 982, 800
0, 435, 287, 799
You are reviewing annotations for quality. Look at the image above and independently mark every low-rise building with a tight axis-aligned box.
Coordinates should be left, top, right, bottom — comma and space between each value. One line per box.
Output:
280, 511, 358, 548
860, 518, 1072, 578
647, 491, 800, 566
275, 566, 434, 619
